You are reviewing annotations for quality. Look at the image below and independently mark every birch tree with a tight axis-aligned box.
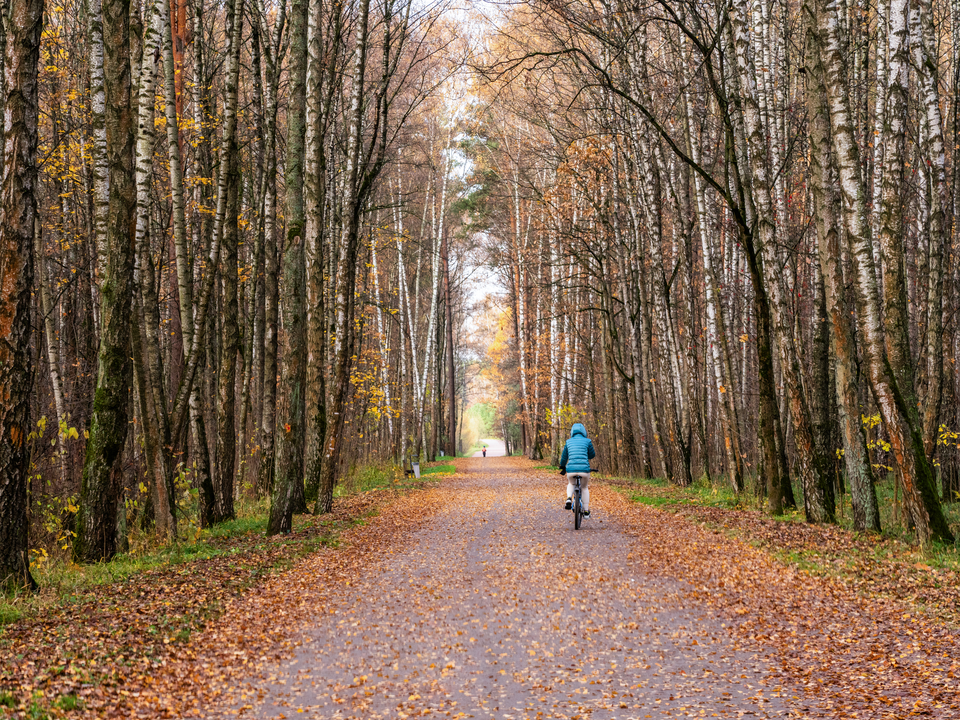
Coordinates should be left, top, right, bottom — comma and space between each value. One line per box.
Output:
804, 0, 880, 531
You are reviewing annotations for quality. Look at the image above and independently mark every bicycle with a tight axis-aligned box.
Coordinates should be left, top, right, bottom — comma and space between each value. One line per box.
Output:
571, 473, 585, 529
564, 471, 590, 530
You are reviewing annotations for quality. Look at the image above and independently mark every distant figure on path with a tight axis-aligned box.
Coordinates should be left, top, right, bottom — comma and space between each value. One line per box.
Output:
482, 446, 487, 457
559, 423, 596, 517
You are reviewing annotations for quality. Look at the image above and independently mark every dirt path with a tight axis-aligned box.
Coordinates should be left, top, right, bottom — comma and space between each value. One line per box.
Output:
471, 438, 506, 457
228, 458, 790, 719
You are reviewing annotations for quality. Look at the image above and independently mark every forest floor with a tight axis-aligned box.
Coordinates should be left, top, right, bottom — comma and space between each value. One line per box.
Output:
0, 468, 448, 719
2, 458, 959, 719
609, 475, 960, 627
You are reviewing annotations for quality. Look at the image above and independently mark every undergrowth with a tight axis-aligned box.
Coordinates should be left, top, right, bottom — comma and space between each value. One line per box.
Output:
2, 459, 449, 628
625, 475, 742, 511
335, 458, 454, 497
422, 463, 455, 476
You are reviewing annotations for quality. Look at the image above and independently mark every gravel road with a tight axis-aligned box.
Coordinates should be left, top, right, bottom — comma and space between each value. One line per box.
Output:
241, 457, 791, 719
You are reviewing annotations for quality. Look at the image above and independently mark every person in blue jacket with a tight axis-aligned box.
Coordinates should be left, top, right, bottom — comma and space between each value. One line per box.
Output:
559, 422, 596, 517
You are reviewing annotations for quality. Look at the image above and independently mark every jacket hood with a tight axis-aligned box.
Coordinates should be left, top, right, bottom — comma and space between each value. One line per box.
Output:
570, 423, 587, 438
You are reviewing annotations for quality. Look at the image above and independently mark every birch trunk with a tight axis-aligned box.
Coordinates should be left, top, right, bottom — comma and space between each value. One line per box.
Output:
162, 0, 212, 522
254, 0, 285, 498
87, 0, 109, 294
637, 139, 691, 486
682, 82, 743, 492
132, 0, 176, 538
371, 237, 395, 438
304, 0, 342, 500
730, 0, 834, 521
876, 0, 915, 408
911, 0, 948, 455
443, 228, 456, 455
316, 0, 372, 514
210, 0, 244, 522
804, 0, 880, 531
34, 222, 66, 469
415, 151, 447, 459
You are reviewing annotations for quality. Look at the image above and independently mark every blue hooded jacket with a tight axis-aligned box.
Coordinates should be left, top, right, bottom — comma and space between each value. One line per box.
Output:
559, 423, 596, 474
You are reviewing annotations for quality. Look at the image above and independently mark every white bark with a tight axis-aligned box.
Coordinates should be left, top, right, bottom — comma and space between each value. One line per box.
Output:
87, 0, 109, 295
34, 221, 67, 485
371, 233, 394, 437
416, 144, 449, 451
911, 0, 948, 451
731, 0, 833, 519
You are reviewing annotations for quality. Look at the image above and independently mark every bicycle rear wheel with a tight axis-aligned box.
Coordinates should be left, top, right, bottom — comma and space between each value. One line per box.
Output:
573, 486, 582, 530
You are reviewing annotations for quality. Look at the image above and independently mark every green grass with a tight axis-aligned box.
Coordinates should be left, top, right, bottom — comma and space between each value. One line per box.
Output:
331, 458, 455, 497
0, 691, 15, 708
336, 462, 398, 496
618, 472, 960, 563
2, 498, 273, 627
0, 604, 21, 626
639, 476, 669, 488
1, 468, 413, 629
624, 475, 740, 510
27, 699, 49, 720
54, 695, 82, 711
774, 471, 960, 550
768, 547, 825, 575
422, 464, 455, 476
630, 493, 676, 508
846, 473, 960, 547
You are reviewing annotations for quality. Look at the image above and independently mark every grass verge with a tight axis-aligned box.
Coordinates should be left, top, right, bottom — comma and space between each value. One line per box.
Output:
422, 463, 456, 476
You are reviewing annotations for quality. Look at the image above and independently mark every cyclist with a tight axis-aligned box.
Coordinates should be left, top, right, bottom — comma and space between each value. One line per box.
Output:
559, 422, 596, 517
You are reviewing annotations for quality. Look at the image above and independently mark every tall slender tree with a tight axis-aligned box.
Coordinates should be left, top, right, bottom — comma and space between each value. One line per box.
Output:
0, 0, 43, 591
269, 0, 309, 534
75, 0, 137, 563
210, 0, 244, 523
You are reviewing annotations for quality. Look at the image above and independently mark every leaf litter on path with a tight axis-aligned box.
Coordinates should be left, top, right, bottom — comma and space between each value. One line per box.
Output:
206, 457, 789, 720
